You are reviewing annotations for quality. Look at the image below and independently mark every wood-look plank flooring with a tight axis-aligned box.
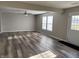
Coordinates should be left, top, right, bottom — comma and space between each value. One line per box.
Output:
0, 31, 79, 58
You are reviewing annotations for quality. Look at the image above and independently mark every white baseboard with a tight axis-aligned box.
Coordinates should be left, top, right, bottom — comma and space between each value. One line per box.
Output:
48, 34, 67, 42
1, 30, 35, 33
41, 31, 67, 42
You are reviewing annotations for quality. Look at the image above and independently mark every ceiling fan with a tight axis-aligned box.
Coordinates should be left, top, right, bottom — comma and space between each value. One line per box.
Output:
24, 10, 33, 16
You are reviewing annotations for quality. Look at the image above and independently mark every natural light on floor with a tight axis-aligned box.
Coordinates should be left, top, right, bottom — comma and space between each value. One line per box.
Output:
29, 50, 57, 58
8, 36, 13, 40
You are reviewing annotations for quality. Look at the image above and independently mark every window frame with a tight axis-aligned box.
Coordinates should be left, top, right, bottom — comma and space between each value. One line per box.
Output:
42, 15, 53, 31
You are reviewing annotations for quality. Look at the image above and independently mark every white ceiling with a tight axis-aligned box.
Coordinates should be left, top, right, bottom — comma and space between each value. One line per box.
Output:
0, 1, 79, 14
22, 1, 79, 9
0, 7, 48, 15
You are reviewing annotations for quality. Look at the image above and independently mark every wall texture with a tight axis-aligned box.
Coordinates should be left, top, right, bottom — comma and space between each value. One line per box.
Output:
35, 12, 67, 40
1, 13, 35, 32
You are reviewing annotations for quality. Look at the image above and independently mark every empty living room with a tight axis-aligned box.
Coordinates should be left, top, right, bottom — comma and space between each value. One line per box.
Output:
0, 1, 79, 58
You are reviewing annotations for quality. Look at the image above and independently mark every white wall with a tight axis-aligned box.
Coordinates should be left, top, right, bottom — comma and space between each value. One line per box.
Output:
66, 6, 79, 46
36, 12, 67, 40
0, 13, 2, 33
1, 13, 35, 32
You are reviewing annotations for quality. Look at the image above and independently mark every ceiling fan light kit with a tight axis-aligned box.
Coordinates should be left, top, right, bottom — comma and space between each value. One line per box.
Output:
24, 10, 28, 16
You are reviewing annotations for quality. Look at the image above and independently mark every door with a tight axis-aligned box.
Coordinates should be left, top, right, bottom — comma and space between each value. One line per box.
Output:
67, 13, 79, 46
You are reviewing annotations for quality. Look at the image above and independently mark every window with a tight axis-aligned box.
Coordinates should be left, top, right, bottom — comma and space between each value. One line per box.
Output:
71, 15, 79, 30
42, 16, 47, 30
42, 16, 53, 31
47, 16, 53, 31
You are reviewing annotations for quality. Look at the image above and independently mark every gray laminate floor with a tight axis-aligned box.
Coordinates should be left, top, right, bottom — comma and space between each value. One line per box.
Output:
0, 31, 79, 58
